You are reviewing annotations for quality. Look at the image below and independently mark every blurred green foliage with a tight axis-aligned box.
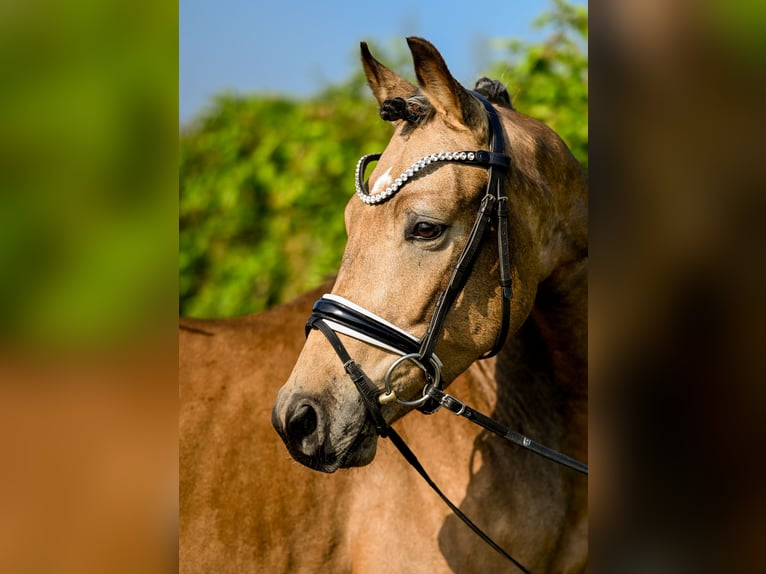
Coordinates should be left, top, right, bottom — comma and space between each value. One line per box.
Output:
180, 0, 587, 318
486, 0, 588, 167
180, 79, 393, 317
0, 0, 178, 348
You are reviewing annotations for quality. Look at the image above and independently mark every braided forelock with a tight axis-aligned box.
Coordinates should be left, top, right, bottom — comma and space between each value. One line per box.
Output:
379, 94, 434, 125
379, 78, 512, 126
473, 77, 514, 110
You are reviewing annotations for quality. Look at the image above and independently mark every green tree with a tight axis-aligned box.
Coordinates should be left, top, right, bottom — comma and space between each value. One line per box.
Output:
180, 79, 393, 318
180, 2, 587, 318
487, 0, 588, 167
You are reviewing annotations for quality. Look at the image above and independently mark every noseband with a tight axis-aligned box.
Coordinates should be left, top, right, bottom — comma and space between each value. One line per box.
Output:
303, 92, 586, 573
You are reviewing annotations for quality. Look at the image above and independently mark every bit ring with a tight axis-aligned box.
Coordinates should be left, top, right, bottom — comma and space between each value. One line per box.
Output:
381, 353, 441, 406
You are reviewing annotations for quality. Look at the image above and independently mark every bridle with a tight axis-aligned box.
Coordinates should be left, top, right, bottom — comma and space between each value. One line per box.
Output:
305, 93, 586, 572
308, 92, 512, 417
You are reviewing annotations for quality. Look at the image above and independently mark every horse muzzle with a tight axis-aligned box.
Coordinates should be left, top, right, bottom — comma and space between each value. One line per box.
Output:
271, 388, 378, 473
273, 293, 444, 471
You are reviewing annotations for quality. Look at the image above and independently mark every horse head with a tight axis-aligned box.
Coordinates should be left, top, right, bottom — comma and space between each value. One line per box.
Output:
272, 37, 586, 473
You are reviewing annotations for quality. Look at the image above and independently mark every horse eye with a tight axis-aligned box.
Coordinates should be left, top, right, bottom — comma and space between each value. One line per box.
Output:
411, 221, 443, 240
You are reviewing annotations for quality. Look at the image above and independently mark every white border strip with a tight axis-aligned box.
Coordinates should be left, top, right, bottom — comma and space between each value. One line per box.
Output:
321, 294, 442, 370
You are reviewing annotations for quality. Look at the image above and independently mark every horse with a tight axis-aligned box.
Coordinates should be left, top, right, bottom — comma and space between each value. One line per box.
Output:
271, 37, 587, 572
181, 37, 587, 573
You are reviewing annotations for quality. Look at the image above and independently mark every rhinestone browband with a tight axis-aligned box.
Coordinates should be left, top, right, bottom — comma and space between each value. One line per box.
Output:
355, 150, 502, 205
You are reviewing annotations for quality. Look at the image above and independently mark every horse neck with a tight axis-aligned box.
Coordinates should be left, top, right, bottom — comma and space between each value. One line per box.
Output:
530, 257, 588, 396
491, 255, 588, 457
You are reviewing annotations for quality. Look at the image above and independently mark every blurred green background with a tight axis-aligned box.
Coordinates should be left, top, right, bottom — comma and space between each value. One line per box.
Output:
0, 0, 178, 349
179, 0, 588, 319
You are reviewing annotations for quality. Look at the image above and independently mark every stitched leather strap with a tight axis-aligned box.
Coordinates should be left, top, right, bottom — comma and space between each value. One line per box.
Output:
429, 387, 588, 475
417, 93, 512, 380
417, 193, 496, 362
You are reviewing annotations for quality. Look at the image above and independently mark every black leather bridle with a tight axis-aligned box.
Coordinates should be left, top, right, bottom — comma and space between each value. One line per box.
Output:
308, 92, 512, 415
304, 93, 586, 572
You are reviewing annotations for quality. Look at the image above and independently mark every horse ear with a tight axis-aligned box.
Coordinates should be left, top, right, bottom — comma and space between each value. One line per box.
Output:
406, 37, 485, 131
360, 42, 417, 106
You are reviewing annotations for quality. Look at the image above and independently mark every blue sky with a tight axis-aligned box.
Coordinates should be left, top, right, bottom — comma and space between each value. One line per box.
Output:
180, 0, 586, 125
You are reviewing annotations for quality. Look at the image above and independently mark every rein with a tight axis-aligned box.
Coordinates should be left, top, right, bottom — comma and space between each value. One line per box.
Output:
305, 93, 587, 572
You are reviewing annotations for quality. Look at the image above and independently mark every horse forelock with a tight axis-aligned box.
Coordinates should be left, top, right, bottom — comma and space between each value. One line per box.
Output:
378, 76, 512, 128
379, 93, 434, 126
473, 77, 514, 110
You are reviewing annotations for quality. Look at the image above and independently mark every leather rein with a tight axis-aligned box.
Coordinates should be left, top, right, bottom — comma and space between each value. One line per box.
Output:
305, 93, 587, 573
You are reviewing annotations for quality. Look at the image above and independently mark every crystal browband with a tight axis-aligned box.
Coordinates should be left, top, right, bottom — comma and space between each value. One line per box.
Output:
355, 150, 511, 205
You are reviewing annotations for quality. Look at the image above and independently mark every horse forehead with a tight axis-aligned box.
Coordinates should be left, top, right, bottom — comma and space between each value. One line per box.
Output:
370, 167, 393, 196
381, 124, 487, 183
350, 124, 489, 224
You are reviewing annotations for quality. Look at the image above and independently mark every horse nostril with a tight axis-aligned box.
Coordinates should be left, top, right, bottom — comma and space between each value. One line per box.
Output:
287, 403, 318, 441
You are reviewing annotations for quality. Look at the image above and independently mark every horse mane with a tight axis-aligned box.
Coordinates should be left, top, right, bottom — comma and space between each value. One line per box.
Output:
473, 77, 514, 110
379, 77, 514, 125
